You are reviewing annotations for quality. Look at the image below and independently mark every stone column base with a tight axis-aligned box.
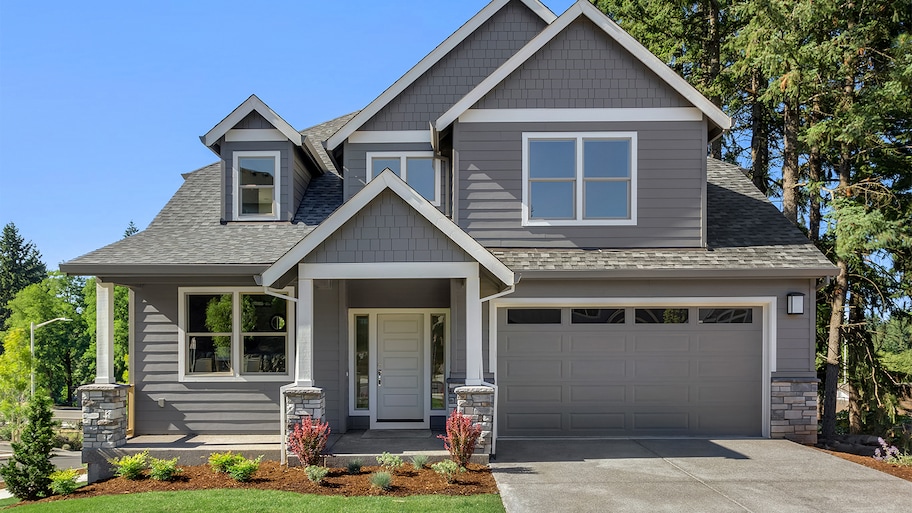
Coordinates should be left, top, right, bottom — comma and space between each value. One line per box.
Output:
79, 383, 130, 482
455, 385, 494, 455
282, 386, 325, 465
771, 378, 818, 444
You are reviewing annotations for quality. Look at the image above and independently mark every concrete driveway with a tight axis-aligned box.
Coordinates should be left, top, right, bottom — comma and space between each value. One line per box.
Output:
491, 439, 911, 513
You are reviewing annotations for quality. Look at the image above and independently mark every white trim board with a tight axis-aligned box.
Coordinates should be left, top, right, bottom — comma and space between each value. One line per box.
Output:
459, 107, 704, 123
349, 130, 432, 144
435, 1, 732, 132
488, 296, 777, 439
225, 129, 287, 142
259, 171, 514, 287
202, 94, 302, 147
326, 0, 556, 150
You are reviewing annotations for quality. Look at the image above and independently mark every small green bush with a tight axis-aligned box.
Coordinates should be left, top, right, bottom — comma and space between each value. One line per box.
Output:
49, 468, 80, 496
346, 459, 363, 475
410, 454, 429, 470
304, 465, 329, 484
376, 452, 403, 472
431, 459, 464, 484
149, 457, 182, 481
208, 451, 245, 473
109, 451, 148, 480
369, 471, 392, 491
226, 456, 262, 482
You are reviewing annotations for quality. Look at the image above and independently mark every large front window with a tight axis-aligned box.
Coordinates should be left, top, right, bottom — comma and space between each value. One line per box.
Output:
180, 288, 292, 380
366, 152, 441, 205
522, 132, 637, 225
234, 151, 280, 219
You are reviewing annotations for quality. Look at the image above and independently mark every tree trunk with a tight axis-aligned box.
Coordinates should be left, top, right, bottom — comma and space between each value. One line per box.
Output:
822, 259, 848, 439
781, 98, 800, 225
808, 143, 822, 242
750, 70, 770, 194
705, 0, 723, 159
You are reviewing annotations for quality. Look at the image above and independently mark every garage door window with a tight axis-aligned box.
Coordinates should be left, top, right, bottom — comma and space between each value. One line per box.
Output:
635, 308, 688, 324
571, 308, 625, 324
699, 308, 753, 323
507, 309, 561, 324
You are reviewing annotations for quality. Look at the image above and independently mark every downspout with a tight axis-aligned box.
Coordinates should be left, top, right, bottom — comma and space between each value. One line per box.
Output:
262, 285, 297, 465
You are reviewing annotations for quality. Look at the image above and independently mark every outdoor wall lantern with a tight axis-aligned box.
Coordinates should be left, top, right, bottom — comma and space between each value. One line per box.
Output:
787, 293, 805, 315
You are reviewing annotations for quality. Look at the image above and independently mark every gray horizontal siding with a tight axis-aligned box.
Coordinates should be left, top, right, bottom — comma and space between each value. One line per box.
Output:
305, 189, 471, 264
476, 17, 689, 110
455, 120, 706, 248
362, 0, 547, 131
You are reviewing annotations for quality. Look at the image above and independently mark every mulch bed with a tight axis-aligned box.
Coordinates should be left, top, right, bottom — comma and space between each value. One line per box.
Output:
816, 448, 912, 482
24, 461, 497, 505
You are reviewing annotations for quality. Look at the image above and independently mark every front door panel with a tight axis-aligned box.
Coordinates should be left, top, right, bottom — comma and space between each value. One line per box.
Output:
377, 314, 424, 422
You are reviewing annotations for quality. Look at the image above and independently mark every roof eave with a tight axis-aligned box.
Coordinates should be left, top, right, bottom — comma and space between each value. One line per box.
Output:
513, 266, 838, 279
201, 94, 303, 148
59, 263, 270, 278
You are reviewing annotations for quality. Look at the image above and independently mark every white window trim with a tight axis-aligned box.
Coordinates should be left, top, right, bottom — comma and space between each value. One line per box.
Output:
178, 286, 295, 382
233, 150, 281, 221
521, 132, 637, 226
366, 151, 442, 206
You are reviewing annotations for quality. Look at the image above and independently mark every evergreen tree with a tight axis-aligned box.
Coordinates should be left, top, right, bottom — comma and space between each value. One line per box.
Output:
123, 221, 138, 238
0, 394, 56, 500
0, 223, 47, 326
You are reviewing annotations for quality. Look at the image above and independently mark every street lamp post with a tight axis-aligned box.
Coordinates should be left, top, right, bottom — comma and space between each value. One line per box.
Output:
30, 317, 72, 397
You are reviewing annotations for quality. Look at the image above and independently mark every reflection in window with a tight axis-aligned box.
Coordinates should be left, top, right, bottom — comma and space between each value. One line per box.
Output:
240, 295, 287, 374
571, 308, 625, 324
187, 294, 233, 373
368, 152, 441, 205
355, 316, 369, 410
699, 308, 753, 324
507, 309, 562, 324
430, 314, 446, 410
236, 154, 277, 217
635, 308, 689, 324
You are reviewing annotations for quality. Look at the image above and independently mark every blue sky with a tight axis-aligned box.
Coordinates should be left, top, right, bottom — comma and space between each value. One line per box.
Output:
0, 0, 576, 269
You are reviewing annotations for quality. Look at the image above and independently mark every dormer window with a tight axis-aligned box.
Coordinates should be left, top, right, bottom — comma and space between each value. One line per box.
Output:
367, 152, 441, 206
233, 151, 281, 220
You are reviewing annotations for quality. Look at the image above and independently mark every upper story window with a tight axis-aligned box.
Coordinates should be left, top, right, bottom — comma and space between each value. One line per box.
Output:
233, 150, 281, 220
522, 132, 637, 226
367, 152, 441, 206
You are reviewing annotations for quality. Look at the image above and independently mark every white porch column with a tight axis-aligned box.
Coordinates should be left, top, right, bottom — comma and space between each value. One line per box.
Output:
95, 280, 115, 384
295, 268, 314, 387
465, 263, 483, 385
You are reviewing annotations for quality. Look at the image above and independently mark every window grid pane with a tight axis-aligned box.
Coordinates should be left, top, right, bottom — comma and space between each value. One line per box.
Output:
405, 157, 436, 201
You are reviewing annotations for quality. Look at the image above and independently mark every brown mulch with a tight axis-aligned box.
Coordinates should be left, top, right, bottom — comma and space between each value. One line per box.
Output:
33, 461, 497, 504
816, 448, 912, 482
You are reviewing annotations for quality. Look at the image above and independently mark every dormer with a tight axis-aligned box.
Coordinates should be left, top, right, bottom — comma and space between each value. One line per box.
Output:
202, 95, 327, 222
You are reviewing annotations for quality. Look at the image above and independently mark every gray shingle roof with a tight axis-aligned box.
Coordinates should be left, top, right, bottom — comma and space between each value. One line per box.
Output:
492, 159, 835, 276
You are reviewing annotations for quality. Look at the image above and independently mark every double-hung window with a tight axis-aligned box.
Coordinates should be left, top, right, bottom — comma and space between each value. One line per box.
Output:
366, 152, 441, 205
179, 287, 293, 381
522, 132, 637, 225
234, 150, 280, 220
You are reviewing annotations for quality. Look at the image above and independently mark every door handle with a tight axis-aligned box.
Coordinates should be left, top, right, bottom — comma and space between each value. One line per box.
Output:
378, 368, 382, 387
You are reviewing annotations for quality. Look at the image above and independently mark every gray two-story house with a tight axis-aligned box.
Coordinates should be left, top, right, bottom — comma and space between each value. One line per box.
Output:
62, 0, 834, 478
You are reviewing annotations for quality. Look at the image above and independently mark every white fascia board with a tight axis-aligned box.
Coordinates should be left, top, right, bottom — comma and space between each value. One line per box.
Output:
326, 0, 556, 151
349, 130, 432, 144
436, 1, 732, 132
259, 169, 514, 287
302, 135, 329, 173
202, 94, 303, 147
459, 107, 703, 123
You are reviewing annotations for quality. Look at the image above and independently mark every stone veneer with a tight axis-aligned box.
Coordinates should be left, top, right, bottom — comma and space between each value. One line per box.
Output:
80, 383, 129, 450
454, 385, 494, 455
770, 378, 818, 444
282, 386, 325, 464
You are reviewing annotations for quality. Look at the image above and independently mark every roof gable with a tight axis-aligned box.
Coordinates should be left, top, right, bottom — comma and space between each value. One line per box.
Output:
259, 169, 515, 287
325, 0, 556, 150
436, 0, 732, 132
202, 94, 302, 147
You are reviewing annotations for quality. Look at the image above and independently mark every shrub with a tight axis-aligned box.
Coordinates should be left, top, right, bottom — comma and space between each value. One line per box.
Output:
376, 452, 403, 472
149, 457, 182, 481
437, 409, 482, 467
287, 416, 331, 467
874, 437, 912, 466
226, 455, 263, 482
431, 459, 464, 484
369, 471, 392, 491
346, 459, 363, 475
109, 451, 148, 480
208, 451, 245, 473
304, 465, 329, 484
49, 468, 80, 496
0, 395, 57, 500
410, 454, 429, 470
53, 431, 82, 451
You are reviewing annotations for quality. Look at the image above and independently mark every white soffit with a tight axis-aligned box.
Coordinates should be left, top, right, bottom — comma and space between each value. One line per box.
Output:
259, 169, 515, 288
325, 0, 557, 151
436, 0, 732, 132
202, 94, 303, 147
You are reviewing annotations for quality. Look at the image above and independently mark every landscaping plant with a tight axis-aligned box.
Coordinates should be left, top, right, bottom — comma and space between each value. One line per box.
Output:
287, 416, 331, 466
874, 437, 912, 466
431, 459, 464, 484
437, 409, 482, 467
346, 458, 362, 475
410, 454, 429, 470
369, 471, 392, 491
376, 452, 404, 472
0, 394, 57, 500
227, 455, 263, 482
304, 464, 329, 484
109, 451, 148, 480
149, 456, 183, 481
208, 451, 245, 473
49, 468, 80, 496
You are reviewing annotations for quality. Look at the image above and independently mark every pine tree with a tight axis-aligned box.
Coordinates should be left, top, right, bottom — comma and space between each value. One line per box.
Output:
0, 223, 47, 326
123, 221, 138, 238
0, 394, 56, 500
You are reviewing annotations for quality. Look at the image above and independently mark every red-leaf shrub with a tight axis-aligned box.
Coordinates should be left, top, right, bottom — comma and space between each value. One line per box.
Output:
287, 417, 331, 467
437, 409, 482, 467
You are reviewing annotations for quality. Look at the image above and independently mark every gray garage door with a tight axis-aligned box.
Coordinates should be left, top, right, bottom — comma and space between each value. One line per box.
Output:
497, 306, 763, 437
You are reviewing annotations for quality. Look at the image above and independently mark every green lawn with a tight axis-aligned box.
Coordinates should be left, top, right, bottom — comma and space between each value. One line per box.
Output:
6, 489, 505, 513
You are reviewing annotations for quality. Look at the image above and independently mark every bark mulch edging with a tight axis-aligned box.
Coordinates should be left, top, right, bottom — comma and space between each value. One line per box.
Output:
816, 448, 912, 482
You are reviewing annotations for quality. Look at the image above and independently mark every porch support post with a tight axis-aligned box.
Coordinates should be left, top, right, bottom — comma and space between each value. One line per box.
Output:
95, 280, 115, 384
465, 263, 483, 386
295, 267, 314, 387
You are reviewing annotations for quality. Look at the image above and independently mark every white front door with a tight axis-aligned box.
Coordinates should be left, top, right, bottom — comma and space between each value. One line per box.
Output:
376, 313, 424, 423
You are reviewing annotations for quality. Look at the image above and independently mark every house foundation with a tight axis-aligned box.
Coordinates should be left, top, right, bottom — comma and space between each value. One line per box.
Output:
770, 378, 818, 444
455, 385, 494, 455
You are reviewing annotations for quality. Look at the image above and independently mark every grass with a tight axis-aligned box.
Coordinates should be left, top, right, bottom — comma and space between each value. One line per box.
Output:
7, 489, 505, 513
